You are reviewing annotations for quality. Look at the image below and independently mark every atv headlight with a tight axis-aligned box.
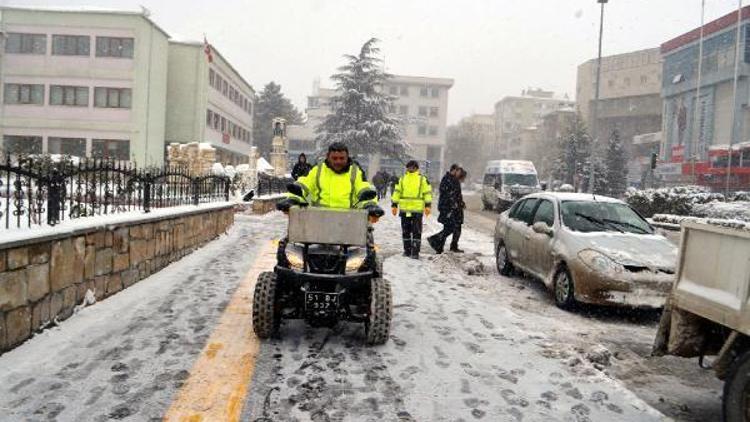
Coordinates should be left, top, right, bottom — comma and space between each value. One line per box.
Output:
578, 249, 624, 275
345, 247, 367, 273
285, 245, 304, 270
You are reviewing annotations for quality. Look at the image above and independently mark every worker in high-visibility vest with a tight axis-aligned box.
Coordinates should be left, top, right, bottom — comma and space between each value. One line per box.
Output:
391, 160, 433, 259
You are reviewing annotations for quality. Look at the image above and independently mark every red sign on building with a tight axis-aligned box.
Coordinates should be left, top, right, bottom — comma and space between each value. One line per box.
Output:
222, 133, 230, 144
671, 145, 685, 163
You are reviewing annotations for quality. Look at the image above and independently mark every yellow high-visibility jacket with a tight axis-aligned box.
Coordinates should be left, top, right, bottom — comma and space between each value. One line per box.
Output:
291, 160, 375, 209
391, 171, 432, 214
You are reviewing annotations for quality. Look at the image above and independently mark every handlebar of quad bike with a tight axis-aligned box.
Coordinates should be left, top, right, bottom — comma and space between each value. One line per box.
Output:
276, 183, 384, 223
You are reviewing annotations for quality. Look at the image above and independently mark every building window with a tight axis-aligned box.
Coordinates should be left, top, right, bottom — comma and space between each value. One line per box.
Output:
4, 84, 45, 105
418, 106, 428, 117
50, 86, 89, 106
428, 126, 438, 136
399, 86, 409, 96
399, 105, 409, 115
94, 87, 131, 108
92, 139, 129, 160
427, 145, 441, 161
48, 137, 86, 157
222, 80, 228, 96
420, 87, 429, 97
608, 79, 615, 88
213, 112, 220, 130
5, 33, 46, 55
431, 88, 439, 98
389, 86, 398, 95
418, 125, 427, 136
206, 109, 213, 126
95, 37, 134, 58
640, 75, 648, 84
429, 107, 439, 117
2, 136, 43, 155
52, 35, 90, 56
220, 116, 226, 132
209, 69, 215, 86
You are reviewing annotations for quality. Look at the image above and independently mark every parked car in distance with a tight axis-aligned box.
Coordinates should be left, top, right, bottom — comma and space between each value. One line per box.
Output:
493, 192, 677, 310
481, 160, 541, 212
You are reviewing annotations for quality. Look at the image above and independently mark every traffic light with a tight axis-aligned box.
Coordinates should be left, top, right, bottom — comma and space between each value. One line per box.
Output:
650, 152, 658, 170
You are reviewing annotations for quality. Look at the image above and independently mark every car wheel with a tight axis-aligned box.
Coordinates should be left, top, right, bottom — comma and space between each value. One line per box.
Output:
495, 242, 514, 276
723, 350, 750, 422
553, 266, 576, 310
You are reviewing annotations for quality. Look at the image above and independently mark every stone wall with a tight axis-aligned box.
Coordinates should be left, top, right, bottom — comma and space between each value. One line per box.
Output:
0, 206, 234, 354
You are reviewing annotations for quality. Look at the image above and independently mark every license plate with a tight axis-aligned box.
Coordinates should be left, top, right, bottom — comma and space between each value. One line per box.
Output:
305, 292, 339, 310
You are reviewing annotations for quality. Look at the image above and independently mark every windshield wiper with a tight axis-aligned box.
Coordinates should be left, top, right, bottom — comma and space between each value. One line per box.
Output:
574, 212, 624, 233
601, 218, 650, 234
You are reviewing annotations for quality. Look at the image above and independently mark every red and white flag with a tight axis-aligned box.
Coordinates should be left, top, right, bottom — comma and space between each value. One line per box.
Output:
203, 35, 213, 63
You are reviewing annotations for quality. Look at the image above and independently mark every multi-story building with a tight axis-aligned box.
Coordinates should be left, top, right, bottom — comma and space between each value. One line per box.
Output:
493, 89, 574, 160
165, 40, 255, 165
0, 6, 169, 165
660, 6, 750, 190
384, 75, 454, 180
445, 113, 495, 179
288, 75, 454, 181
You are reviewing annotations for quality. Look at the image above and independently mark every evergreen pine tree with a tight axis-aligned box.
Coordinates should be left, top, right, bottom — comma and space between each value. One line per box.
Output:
553, 113, 591, 188
315, 38, 407, 160
252, 82, 304, 157
605, 128, 628, 197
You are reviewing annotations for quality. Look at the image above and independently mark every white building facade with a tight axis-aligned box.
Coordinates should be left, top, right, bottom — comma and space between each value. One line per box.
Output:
0, 6, 170, 165
165, 41, 255, 165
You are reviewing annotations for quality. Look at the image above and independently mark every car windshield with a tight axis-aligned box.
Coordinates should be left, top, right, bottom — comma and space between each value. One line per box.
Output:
560, 201, 653, 234
502, 173, 538, 187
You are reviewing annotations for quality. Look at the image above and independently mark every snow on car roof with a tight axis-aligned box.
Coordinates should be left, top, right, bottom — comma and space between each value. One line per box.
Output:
529, 192, 625, 203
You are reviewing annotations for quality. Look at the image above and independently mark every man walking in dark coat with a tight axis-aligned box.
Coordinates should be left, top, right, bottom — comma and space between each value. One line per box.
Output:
428, 165, 466, 253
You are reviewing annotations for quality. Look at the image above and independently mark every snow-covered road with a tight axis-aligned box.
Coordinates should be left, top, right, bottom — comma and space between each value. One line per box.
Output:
0, 209, 722, 421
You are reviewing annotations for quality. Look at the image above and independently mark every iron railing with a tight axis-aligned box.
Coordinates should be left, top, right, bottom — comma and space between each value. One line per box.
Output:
0, 156, 232, 230
257, 172, 292, 197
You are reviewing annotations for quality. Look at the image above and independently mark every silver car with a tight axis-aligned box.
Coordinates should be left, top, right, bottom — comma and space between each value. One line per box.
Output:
493, 192, 677, 309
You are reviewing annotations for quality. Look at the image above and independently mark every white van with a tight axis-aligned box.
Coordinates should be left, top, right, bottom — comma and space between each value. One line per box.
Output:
481, 160, 541, 211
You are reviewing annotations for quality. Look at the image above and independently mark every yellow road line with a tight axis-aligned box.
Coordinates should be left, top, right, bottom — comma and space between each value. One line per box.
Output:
164, 241, 277, 422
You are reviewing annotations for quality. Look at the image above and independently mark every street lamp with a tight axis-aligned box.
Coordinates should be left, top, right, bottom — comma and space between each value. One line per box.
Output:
590, 0, 608, 193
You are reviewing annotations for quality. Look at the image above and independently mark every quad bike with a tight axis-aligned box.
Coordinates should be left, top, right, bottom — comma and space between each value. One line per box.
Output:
252, 188, 392, 345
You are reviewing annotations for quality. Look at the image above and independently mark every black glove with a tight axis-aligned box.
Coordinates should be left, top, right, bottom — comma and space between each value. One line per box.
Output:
364, 203, 385, 218
276, 197, 306, 212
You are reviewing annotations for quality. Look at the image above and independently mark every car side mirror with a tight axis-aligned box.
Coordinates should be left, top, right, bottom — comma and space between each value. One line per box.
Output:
287, 183, 304, 197
358, 189, 377, 202
532, 222, 553, 236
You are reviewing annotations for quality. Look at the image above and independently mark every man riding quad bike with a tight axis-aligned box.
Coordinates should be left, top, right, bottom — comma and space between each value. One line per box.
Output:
252, 143, 392, 345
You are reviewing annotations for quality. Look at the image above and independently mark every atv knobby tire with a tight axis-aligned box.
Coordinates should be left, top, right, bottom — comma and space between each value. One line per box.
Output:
253, 271, 279, 339
365, 277, 392, 345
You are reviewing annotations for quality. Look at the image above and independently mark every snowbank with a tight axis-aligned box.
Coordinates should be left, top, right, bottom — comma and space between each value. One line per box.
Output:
651, 213, 750, 232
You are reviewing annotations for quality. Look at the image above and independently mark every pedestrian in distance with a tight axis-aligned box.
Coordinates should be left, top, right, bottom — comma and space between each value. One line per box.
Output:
372, 170, 387, 200
391, 160, 433, 259
291, 153, 313, 180
428, 164, 466, 254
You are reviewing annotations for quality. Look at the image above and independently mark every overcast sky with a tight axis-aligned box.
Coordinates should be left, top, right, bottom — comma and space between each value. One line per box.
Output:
5, 0, 746, 124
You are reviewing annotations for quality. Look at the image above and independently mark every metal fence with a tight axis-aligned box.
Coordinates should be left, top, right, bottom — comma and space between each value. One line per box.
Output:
0, 156, 232, 230
256, 172, 292, 197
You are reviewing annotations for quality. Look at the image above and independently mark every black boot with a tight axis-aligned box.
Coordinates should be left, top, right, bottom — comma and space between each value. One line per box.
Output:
427, 235, 443, 254
411, 239, 421, 259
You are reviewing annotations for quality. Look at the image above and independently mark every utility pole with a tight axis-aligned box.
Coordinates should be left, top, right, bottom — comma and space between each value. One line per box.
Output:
590, 0, 608, 193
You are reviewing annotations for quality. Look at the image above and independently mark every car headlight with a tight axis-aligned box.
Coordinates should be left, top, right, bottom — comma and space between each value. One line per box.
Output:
345, 247, 367, 273
285, 245, 304, 270
578, 249, 624, 275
